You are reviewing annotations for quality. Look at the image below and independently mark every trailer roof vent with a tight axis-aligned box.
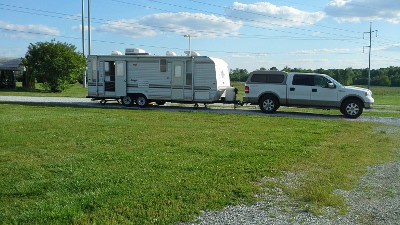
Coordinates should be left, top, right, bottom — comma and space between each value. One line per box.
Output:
166, 51, 177, 56
184, 51, 201, 56
125, 48, 151, 55
111, 50, 123, 55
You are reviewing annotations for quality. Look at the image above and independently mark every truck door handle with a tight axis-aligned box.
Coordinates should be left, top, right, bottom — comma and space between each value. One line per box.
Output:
290, 87, 295, 91
312, 89, 317, 92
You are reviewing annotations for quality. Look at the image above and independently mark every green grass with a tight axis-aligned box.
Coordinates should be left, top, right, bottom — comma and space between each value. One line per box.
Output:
369, 86, 400, 105
0, 104, 399, 224
0, 82, 87, 98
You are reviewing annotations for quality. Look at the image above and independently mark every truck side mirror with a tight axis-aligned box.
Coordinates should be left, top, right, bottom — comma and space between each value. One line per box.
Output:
327, 82, 335, 88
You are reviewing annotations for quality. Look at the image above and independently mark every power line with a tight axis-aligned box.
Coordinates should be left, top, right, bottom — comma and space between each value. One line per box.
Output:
0, 2, 363, 45
0, 27, 367, 56
0, 1, 397, 48
0, 1, 398, 63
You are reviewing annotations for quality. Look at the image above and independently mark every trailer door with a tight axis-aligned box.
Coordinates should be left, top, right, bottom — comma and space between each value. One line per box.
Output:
115, 61, 127, 97
171, 61, 185, 100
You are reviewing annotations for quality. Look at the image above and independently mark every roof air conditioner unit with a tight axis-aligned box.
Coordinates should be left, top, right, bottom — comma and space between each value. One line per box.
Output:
111, 50, 122, 55
184, 51, 200, 56
166, 51, 177, 56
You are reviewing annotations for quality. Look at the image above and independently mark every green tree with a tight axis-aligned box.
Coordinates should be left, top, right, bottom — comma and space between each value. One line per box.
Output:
229, 68, 249, 82
282, 66, 291, 72
21, 40, 86, 92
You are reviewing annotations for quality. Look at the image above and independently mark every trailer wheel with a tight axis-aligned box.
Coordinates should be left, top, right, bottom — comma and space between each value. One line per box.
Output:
121, 95, 134, 106
259, 95, 280, 113
136, 95, 148, 108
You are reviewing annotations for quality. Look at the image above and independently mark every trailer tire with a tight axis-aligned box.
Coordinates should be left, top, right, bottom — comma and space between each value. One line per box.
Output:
259, 95, 280, 114
136, 95, 148, 108
121, 95, 134, 106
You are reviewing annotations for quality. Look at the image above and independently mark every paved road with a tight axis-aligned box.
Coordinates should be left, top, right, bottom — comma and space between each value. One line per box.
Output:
1, 96, 399, 126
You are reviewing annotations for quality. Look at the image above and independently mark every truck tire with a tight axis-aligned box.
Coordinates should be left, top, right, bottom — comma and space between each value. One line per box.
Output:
136, 95, 148, 108
259, 95, 280, 113
341, 99, 363, 118
121, 95, 134, 106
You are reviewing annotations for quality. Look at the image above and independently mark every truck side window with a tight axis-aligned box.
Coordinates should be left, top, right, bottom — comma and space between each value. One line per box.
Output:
250, 74, 266, 82
292, 75, 313, 86
314, 76, 331, 88
250, 74, 284, 83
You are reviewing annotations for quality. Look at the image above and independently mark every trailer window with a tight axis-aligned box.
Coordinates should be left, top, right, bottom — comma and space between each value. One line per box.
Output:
174, 65, 182, 77
186, 60, 192, 85
91, 60, 97, 82
160, 59, 167, 72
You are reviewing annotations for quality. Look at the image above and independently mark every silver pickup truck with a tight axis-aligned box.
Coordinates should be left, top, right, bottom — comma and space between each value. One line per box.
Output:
243, 71, 374, 118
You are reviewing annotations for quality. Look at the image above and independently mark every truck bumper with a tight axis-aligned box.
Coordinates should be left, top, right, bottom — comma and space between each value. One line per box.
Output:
364, 102, 373, 109
243, 96, 258, 104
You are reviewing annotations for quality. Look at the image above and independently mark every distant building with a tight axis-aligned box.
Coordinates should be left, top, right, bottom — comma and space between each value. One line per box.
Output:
0, 58, 24, 89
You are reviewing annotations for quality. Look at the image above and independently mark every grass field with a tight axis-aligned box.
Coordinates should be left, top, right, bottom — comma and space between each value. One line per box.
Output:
0, 103, 399, 224
0, 83, 400, 224
0, 82, 86, 98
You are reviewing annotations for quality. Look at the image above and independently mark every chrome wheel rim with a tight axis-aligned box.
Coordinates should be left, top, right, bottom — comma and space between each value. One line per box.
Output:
346, 103, 359, 115
262, 99, 274, 111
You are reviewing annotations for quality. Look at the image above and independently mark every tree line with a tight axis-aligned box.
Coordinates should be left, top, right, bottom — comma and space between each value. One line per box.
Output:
230, 66, 400, 87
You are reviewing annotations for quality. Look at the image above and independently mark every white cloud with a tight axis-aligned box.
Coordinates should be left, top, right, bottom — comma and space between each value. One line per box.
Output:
97, 12, 241, 38
290, 48, 351, 54
97, 19, 157, 38
230, 54, 255, 58
324, 0, 400, 23
376, 44, 400, 52
225, 2, 325, 28
0, 21, 60, 39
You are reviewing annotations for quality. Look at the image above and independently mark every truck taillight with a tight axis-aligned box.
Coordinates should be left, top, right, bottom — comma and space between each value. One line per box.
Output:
245, 86, 249, 94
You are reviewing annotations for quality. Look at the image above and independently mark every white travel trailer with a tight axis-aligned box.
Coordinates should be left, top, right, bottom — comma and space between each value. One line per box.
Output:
87, 49, 238, 107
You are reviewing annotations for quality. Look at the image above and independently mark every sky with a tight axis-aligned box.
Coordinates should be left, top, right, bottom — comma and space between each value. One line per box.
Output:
0, 0, 399, 71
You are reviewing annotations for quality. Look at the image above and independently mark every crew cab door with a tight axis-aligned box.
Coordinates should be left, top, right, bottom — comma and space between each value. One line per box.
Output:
287, 74, 312, 105
309, 75, 338, 107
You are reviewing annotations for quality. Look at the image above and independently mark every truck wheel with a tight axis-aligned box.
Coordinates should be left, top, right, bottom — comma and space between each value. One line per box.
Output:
259, 95, 280, 113
341, 99, 363, 118
121, 95, 133, 106
136, 95, 148, 108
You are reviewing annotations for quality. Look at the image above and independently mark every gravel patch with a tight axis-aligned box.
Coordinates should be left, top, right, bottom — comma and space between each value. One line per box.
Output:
1, 96, 400, 224
179, 161, 400, 225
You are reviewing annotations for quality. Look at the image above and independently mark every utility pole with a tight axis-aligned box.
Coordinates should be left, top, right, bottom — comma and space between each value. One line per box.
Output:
184, 35, 191, 57
81, 0, 86, 88
88, 0, 91, 55
363, 22, 377, 89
